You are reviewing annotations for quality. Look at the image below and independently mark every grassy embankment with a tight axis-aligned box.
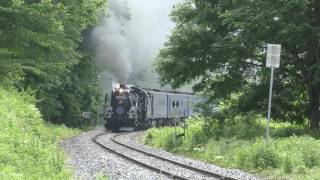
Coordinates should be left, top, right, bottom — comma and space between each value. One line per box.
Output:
144, 115, 320, 180
0, 88, 80, 179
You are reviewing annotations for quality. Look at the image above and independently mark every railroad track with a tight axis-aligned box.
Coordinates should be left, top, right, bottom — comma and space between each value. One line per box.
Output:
92, 132, 238, 180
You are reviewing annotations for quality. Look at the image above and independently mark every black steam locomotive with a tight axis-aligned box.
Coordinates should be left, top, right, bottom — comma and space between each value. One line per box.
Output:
103, 84, 201, 132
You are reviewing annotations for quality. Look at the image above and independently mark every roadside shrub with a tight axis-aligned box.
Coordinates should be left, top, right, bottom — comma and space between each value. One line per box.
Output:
233, 113, 265, 139
203, 112, 264, 140
204, 138, 249, 167
235, 139, 279, 170
302, 149, 319, 168
251, 146, 279, 169
144, 115, 320, 180
270, 122, 306, 138
0, 88, 79, 179
236, 148, 251, 169
202, 113, 226, 139
282, 155, 293, 173
183, 117, 208, 151
145, 127, 183, 151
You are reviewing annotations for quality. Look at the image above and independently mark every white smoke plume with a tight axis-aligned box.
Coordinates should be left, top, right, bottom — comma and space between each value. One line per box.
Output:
92, 0, 179, 85
91, 0, 132, 83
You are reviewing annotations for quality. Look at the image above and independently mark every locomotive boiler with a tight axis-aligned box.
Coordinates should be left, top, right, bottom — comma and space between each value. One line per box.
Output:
104, 84, 201, 132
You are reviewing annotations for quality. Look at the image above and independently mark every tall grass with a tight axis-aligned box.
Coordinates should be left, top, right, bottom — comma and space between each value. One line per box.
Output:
0, 88, 80, 179
144, 116, 320, 179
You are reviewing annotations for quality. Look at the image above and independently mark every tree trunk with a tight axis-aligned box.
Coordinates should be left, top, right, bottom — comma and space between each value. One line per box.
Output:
308, 1, 320, 130
309, 84, 320, 130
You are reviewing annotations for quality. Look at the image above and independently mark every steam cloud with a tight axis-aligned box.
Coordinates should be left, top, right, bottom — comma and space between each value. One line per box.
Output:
92, 0, 132, 83
91, 0, 179, 85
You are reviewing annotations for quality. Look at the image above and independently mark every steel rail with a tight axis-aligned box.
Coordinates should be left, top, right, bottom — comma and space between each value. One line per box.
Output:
111, 133, 237, 180
92, 132, 188, 180
93, 132, 238, 180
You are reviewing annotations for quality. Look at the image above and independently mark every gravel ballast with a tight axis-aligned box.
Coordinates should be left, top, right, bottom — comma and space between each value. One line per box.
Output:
116, 131, 262, 180
96, 133, 218, 180
61, 129, 169, 180
62, 129, 262, 180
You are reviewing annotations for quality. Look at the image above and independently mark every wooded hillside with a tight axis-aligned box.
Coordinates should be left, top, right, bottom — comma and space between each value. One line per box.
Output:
0, 0, 106, 127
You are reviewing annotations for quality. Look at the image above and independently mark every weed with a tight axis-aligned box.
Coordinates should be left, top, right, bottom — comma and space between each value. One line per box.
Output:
251, 146, 278, 169
144, 116, 320, 180
0, 88, 79, 179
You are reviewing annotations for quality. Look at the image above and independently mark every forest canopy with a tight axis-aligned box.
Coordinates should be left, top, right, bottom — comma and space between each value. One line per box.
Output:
155, 0, 320, 129
0, 0, 106, 127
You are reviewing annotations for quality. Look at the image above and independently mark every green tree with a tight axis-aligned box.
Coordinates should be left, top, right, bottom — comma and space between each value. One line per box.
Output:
155, 0, 320, 129
0, 0, 106, 127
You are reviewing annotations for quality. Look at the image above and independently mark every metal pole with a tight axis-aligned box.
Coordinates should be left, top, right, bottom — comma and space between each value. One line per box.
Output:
184, 119, 186, 141
266, 66, 275, 145
153, 71, 156, 89
174, 107, 177, 151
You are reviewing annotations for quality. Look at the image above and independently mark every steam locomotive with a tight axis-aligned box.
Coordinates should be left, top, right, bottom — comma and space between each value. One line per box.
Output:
103, 84, 201, 132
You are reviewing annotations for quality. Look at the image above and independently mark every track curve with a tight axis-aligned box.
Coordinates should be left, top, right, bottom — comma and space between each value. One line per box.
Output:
92, 132, 238, 180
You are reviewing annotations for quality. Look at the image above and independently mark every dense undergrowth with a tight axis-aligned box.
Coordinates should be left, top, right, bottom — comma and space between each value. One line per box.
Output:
0, 88, 80, 179
145, 115, 320, 180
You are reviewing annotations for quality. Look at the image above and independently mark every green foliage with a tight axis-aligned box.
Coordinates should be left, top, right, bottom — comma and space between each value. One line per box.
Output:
201, 91, 311, 139
239, 142, 279, 169
155, 0, 320, 128
0, 0, 106, 127
0, 88, 79, 179
145, 119, 208, 152
202, 112, 265, 140
235, 137, 320, 179
182, 117, 208, 151
145, 116, 320, 179
269, 122, 307, 138
145, 127, 183, 151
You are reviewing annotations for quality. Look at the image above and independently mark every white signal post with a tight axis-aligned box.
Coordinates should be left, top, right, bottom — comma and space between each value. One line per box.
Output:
266, 44, 281, 145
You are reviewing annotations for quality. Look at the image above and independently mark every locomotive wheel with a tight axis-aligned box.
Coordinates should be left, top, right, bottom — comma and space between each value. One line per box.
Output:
111, 123, 119, 133
104, 123, 109, 129
111, 127, 119, 133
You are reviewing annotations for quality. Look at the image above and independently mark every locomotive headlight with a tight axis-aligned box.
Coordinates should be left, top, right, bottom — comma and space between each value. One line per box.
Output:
119, 88, 124, 94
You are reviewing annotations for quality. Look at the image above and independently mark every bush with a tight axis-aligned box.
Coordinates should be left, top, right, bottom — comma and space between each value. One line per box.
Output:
282, 155, 293, 173
302, 149, 319, 168
144, 116, 320, 180
233, 113, 265, 139
269, 122, 306, 138
251, 147, 278, 169
144, 127, 183, 151
202, 112, 265, 140
182, 117, 208, 151
235, 139, 279, 170
0, 88, 79, 179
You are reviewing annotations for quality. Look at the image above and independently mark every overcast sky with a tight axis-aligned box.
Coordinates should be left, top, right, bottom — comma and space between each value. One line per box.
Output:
126, 0, 179, 65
